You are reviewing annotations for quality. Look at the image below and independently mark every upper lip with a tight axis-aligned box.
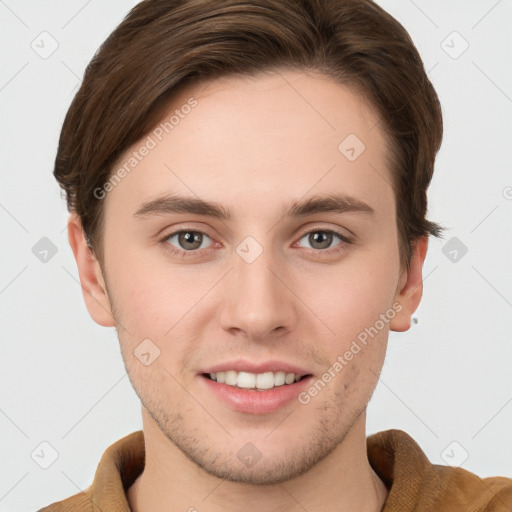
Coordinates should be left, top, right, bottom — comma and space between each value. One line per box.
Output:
200, 359, 312, 378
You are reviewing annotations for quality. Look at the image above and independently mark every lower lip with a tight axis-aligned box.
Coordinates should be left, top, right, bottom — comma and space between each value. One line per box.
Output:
200, 374, 313, 415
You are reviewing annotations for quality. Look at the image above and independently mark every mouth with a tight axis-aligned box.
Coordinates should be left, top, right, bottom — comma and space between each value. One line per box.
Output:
198, 360, 314, 413
200, 370, 315, 414
201, 370, 313, 391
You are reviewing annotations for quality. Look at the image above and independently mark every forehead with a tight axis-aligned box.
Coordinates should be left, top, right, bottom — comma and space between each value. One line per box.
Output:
104, 69, 394, 220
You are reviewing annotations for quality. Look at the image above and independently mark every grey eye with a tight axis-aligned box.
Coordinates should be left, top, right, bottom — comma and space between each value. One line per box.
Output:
167, 231, 212, 251
297, 230, 342, 250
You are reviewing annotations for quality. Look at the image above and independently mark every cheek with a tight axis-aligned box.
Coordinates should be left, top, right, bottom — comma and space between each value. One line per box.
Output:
302, 253, 399, 340
106, 249, 222, 349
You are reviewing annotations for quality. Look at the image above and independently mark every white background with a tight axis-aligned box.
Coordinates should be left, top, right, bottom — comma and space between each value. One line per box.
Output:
1, 0, 511, 510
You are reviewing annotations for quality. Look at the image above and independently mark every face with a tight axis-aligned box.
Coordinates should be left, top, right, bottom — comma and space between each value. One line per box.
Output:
72, 69, 424, 485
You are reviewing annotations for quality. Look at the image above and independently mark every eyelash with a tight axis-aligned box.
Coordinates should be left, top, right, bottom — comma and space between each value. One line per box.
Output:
159, 226, 353, 259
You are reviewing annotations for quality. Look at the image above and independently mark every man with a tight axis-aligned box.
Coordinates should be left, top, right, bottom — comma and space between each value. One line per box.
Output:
39, 0, 512, 510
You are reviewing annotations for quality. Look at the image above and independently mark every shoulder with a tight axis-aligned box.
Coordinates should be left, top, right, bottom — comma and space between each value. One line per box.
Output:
37, 487, 94, 512
368, 429, 512, 511
36, 430, 144, 511
433, 463, 512, 510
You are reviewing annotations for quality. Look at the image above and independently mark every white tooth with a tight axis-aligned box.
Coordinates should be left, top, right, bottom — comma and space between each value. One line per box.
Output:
216, 370, 300, 389
274, 371, 286, 386
256, 372, 275, 390
285, 373, 295, 385
225, 370, 238, 386
237, 371, 256, 389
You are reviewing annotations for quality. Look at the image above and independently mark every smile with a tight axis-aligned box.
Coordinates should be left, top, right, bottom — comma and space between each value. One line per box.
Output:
204, 370, 310, 391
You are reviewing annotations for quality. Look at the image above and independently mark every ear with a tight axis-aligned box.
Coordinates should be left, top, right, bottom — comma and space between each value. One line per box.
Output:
390, 236, 428, 332
67, 214, 116, 327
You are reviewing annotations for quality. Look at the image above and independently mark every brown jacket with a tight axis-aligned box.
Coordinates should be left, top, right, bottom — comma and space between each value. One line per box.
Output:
38, 429, 512, 511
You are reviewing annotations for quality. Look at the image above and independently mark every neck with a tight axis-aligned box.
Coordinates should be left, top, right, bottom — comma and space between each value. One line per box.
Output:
127, 410, 388, 512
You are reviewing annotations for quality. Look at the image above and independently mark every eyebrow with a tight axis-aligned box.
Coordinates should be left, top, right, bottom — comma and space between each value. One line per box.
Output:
133, 193, 374, 220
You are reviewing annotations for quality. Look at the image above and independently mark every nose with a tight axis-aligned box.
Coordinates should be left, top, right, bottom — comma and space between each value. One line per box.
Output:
218, 244, 299, 342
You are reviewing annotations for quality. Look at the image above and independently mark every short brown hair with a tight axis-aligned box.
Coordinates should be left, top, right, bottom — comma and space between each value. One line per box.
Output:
54, 0, 443, 271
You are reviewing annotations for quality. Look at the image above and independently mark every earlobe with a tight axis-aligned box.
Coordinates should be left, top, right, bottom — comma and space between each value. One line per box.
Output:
67, 214, 116, 327
390, 237, 428, 332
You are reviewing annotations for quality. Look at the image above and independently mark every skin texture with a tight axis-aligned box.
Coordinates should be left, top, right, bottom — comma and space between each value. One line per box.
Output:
68, 69, 427, 511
